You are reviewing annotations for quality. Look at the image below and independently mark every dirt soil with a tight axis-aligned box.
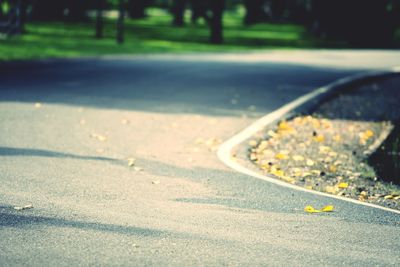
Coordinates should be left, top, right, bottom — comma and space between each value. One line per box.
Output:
247, 75, 400, 211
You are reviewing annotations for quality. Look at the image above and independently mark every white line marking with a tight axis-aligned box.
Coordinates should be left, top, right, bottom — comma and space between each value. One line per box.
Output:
218, 68, 400, 215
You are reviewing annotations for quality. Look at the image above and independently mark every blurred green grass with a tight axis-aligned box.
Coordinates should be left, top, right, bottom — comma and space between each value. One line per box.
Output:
0, 8, 346, 60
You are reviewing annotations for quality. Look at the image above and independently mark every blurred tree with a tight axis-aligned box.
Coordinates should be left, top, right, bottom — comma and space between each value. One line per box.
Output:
243, 0, 268, 25
95, 0, 105, 39
116, 0, 125, 44
31, 0, 65, 21
127, 0, 150, 18
66, 0, 89, 21
209, 0, 225, 44
191, 0, 209, 24
31, 0, 89, 21
172, 0, 186, 26
0, 0, 22, 34
310, 0, 398, 47
269, 0, 286, 21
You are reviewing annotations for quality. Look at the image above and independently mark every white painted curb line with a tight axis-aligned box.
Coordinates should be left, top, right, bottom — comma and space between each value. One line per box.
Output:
218, 68, 400, 215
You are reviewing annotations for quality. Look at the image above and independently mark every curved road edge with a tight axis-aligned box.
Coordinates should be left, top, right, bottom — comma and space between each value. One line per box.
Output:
217, 67, 400, 215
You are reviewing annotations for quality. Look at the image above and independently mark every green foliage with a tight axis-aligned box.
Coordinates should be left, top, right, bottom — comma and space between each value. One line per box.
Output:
0, 8, 361, 60
1, 1, 10, 14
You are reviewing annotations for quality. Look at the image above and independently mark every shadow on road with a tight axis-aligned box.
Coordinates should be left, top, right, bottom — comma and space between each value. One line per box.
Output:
0, 146, 120, 163
0, 59, 355, 116
0, 208, 170, 237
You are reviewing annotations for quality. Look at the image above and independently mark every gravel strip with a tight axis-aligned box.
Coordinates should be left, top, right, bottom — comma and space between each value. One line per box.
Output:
248, 75, 400, 210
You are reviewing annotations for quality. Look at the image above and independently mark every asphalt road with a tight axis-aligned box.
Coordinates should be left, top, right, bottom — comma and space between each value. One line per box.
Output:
1, 50, 400, 266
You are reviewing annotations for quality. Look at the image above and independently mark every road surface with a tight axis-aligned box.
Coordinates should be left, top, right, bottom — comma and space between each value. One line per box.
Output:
1, 50, 400, 266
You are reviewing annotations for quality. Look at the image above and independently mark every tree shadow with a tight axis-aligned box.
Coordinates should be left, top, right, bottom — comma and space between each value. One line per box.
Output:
0, 207, 172, 238
0, 146, 120, 163
133, 157, 400, 225
0, 59, 355, 116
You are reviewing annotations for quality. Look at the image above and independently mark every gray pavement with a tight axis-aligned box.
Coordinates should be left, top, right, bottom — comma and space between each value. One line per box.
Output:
0, 51, 400, 266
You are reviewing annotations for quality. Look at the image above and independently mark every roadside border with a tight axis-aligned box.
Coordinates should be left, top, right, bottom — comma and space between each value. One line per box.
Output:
217, 67, 400, 215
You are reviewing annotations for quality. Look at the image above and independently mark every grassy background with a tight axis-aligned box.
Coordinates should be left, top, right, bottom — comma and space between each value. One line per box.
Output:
0, 8, 370, 61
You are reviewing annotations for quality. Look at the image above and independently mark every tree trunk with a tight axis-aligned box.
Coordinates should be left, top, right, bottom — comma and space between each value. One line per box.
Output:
172, 0, 187, 26
191, 0, 209, 24
117, 0, 125, 44
243, 0, 267, 25
210, 0, 224, 44
95, 0, 104, 39
31, 0, 66, 21
127, 0, 148, 19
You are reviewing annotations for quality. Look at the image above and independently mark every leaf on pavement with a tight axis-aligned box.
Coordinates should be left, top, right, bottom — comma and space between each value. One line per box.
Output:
134, 166, 143, 172
14, 204, 33, 211
121, 119, 130, 125
91, 133, 107, 142
127, 158, 136, 167
304, 205, 334, 213
304, 205, 321, 213
321, 205, 334, 212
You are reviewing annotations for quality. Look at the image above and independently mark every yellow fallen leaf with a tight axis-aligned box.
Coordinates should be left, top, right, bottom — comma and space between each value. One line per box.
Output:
304, 205, 334, 213
325, 186, 338, 194
329, 165, 337, 173
321, 205, 334, 212
267, 130, 277, 138
195, 137, 204, 144
248, 140, 258, 147
319, 146, 331, 154
333, 134, 342, 142
306, 159, 315, 166
271, 169, 285, 178
250, 153, 258, 161
338, 182, 348, 189
304, 205, 321, 213
134, 166, 143, 172
277, 121, 294, 133
292, 155, 304, 161
275, 153, 289, 160
314, 134, 325, 143
91, 133, 107, 142
365, 130, 374, 138
291, 168, 302, 177
121, 119, 130, 125
359, 130, 375, 145
384, 195, 394, 200
312, 119, 321, 129
279, 175, 295, 183
127, 158, 136, 167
